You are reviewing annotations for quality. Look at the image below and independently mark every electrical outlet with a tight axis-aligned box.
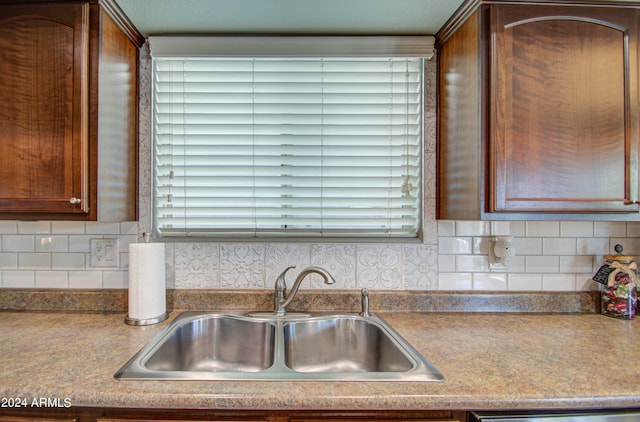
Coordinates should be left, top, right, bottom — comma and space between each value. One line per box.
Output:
90, 238, 119, 268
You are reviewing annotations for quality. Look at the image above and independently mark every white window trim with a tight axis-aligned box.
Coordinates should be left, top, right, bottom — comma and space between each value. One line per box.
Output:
149, 36, 430, 241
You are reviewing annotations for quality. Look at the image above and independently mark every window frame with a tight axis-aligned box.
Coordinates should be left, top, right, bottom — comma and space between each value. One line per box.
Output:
148, 36, 434, 241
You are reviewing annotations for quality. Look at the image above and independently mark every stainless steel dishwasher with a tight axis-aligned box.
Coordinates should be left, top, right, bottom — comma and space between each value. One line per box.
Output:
470, 411, 640, 422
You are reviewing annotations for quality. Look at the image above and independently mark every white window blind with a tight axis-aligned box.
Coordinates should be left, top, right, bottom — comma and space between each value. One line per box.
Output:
152, 54, 423, 239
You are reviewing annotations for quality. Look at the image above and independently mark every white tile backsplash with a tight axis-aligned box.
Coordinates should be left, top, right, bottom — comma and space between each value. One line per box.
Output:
577, 237, 609, 255
52, 221, 86, 234
437, 221, 456, 237
594, 221, 627, 238
627, 222, 640, 237
69, 270, 102, 289
103, 271, 128, 288
437, 254, 455, 273
456, 255, 489, 272
52, 253, 86, 270
265, 243, 311, 287
526, 221, 560, 237
69, 235, 93, 253
542, 274, 576, 291
174, 242, 220, 289
542, 238, 576, 255
19, 253, 51, 270
18, 221, 50, 234
560, 221, 594, 237
0, 253, 17, 269
356, 244, 403, 289
36, 235, 69, 253
508, 273, 542, 291
515, 237, 542, 255
86, 222, 121, 235
577, 275, 599, 291
0, 221, 17, 235
473, 273, 507, 290
438, 237, 473, 254
492, 221, 524, 236
1, 47, 638, 294
438, 272, 472, 290
35, 271, 68, 288
3, 235, 34, 252
310, 244, 357, 289
402, 245, 437, 290
501, 256, 526, 273
526, 256, 560, 273
3, 270, 34, 288
0, 222, 142, 289
220, 243, 265, 289
455, 221, 491, 237
559, 255, 594, 274
472, 237, 492, 255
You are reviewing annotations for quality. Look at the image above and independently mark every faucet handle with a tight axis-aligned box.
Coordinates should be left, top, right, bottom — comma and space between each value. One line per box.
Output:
274, 265, 296, 292
359, 288, 371, 317
273, 266, 296, 315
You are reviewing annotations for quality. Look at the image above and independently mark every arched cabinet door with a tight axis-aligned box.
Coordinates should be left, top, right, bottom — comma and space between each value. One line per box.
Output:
0, 1, 140, 221
490, 5, 640, 214
0, 3, 89, 215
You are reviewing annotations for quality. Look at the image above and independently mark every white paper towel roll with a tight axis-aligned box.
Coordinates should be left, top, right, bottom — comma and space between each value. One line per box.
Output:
126, 242, 167, 325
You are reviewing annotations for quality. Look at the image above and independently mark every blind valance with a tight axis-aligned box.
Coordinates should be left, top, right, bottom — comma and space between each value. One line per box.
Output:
148, 35, 435, 58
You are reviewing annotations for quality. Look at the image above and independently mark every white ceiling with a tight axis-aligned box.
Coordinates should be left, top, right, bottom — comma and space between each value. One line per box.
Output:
114, 0, 467, 37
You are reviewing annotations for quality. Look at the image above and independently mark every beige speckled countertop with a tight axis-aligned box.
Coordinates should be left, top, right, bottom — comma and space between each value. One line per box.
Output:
1, 310, 640, 411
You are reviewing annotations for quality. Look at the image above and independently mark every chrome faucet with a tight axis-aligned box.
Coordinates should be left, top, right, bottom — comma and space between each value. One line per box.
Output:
273, 266, 336, 316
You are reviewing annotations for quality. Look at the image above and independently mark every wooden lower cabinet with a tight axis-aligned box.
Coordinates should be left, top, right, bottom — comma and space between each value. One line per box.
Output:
98, 409, 464, 422
0, 417, 77, 422
0, 408, 465, 422
290, 419, 461, 422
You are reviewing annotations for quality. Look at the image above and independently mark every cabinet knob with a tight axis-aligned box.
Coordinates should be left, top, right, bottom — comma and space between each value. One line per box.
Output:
69, 197, 81, 205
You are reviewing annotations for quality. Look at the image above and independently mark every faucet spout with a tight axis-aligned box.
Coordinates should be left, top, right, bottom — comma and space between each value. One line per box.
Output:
274, 266, 336, 316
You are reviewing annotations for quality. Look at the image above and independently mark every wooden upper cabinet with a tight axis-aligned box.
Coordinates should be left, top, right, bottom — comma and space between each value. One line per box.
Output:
0, 1, 142, 220
437, 3, 640, 220
492, 6, 639, 214
0, 4, 89, 215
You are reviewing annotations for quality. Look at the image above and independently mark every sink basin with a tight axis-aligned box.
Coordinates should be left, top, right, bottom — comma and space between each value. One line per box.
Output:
115, 311, 444, 381
145, 315, 275, 372
284, 317, 414, 373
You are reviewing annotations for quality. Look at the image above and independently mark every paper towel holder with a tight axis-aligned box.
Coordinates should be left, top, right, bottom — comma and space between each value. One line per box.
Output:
125, 313, 169, 326
125, 233, 168, 326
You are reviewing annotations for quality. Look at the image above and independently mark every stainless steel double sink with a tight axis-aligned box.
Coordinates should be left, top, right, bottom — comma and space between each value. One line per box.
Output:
115, 311, 444, 381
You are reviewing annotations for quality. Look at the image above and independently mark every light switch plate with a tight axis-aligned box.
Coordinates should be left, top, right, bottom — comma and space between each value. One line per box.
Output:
90, 238, 119, 268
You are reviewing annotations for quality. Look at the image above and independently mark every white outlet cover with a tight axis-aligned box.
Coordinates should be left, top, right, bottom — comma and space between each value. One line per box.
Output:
90, 238, 120, 268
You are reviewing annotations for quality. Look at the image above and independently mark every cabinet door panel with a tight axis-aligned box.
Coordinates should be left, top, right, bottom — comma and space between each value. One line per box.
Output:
0, 4, 88, 214
491, 7, 639, 213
